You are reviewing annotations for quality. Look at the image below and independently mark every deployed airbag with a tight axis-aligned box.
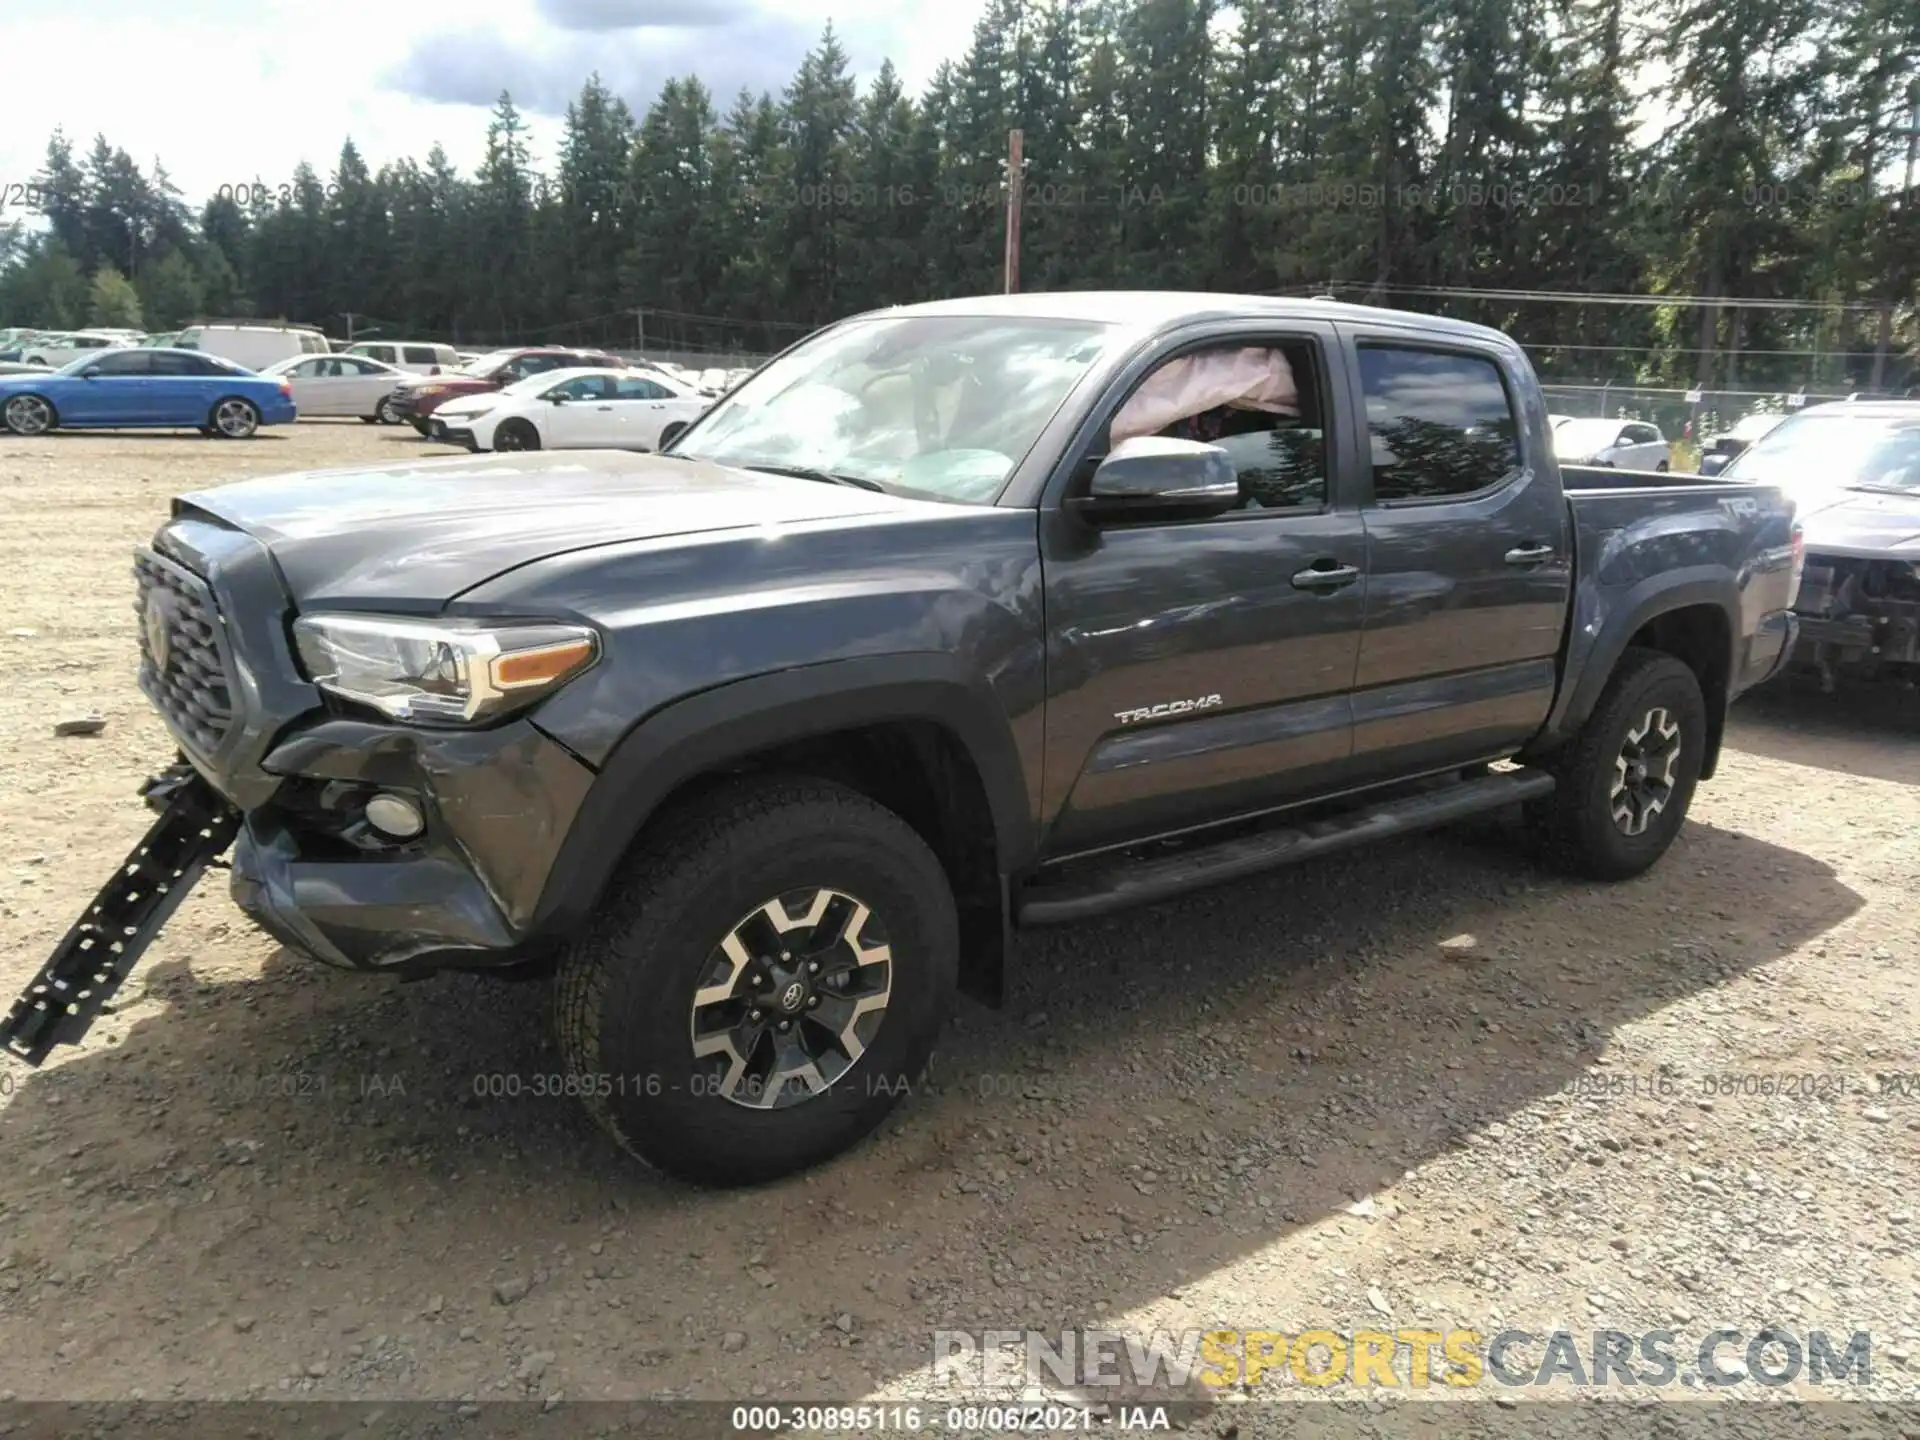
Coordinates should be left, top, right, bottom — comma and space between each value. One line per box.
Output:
1112, 347, 1299, 443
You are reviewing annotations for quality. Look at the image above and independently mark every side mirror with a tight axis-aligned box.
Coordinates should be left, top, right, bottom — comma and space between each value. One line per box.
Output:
549, 394, 568, 405
1068, 435, 1241, 523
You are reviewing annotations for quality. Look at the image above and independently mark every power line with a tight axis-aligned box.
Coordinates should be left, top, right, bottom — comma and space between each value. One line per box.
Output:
1307, 281, 1893, 314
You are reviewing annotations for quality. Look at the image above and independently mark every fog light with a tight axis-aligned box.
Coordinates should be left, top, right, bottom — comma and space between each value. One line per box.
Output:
364, 793, 425, 839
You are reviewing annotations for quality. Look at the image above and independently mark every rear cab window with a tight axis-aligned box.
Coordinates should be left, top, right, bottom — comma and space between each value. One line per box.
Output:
1356, 344, 1523, 502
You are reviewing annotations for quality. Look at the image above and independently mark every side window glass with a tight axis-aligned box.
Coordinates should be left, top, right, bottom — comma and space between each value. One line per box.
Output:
1358, 346, 1521, 501
403, 346, 437, 365
1114, 344, 1326, 510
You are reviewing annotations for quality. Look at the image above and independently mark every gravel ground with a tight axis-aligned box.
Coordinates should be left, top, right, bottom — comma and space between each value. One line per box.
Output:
0, 424, 1916, 1430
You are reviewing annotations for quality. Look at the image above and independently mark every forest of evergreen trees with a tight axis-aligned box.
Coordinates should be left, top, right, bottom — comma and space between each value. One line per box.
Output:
0, 0, 1916, 391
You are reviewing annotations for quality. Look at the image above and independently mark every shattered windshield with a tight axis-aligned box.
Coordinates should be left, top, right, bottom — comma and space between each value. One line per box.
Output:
669, 314, 1114, 503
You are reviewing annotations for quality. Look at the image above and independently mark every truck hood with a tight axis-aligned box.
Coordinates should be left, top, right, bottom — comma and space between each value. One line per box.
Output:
1793, 488, 1920, 557
176, 451, 928, 605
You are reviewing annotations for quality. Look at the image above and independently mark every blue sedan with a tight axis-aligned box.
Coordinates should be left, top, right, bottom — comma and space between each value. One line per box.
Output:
0, 347, 297, 438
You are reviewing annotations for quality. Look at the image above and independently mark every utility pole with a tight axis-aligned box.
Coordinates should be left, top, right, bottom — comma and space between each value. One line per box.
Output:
1003, 129, 1024, 295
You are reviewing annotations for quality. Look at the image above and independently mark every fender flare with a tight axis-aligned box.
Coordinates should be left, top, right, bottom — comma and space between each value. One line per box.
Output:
528, 654, 1034, 938
1540, 571, 1740, 776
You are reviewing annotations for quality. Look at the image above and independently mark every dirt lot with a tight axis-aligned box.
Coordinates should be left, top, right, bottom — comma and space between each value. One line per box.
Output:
0, 424, 1916, 1426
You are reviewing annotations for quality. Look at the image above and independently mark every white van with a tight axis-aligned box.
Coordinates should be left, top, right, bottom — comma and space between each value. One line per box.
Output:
174, 323, 330, 371
344, 340, 462, 375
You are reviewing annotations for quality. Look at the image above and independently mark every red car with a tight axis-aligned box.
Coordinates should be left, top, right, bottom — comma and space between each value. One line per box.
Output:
385, 347, 625, 433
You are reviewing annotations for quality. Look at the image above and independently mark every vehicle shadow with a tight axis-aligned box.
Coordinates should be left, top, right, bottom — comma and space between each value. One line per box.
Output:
0, 818, 1860, 1407
33, 431, 291, 443
1729, 678, 1920, 785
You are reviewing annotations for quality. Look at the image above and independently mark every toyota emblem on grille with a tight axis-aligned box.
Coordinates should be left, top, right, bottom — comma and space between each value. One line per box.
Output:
144, 591, 174, 672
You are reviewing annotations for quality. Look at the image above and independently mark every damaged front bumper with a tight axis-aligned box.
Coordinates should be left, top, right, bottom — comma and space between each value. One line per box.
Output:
1789, 553, 1920, 688
230, 717, 595, 970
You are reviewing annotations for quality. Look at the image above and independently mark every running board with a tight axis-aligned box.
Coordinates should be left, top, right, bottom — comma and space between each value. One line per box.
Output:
1015, 768, 1555, 927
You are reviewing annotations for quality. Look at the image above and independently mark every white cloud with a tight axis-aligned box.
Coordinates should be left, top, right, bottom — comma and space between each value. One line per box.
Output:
0, 0, 984, 212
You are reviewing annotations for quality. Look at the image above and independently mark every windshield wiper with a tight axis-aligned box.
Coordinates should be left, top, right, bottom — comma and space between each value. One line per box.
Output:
735, 462, 888, 493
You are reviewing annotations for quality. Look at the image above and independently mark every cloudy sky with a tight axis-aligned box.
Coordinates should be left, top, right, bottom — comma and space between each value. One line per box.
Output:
0, 0, 988, 206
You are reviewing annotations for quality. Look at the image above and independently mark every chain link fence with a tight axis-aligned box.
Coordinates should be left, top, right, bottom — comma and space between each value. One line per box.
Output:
1535, 380, 1912, 469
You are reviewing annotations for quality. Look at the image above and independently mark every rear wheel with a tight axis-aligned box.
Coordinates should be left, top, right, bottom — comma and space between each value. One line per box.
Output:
494, 419, 541, 452
378, 398, 403, 425
552, 777, 957, 1186
658, 421, 688, 450
209, 397, 259, 439
1531, 647, 1706, 880
2, 394, 55, 435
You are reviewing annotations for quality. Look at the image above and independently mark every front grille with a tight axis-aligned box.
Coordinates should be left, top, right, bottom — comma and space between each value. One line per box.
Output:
133, 549, 235, 755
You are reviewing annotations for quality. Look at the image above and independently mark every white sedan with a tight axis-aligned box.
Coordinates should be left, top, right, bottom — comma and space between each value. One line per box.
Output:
431, 367, 710, 452
1552, 416, 1672, 471
263, 353, 410, 421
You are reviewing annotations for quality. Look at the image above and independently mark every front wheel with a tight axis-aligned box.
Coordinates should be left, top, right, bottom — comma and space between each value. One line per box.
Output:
209, 397, 260, 439
378, 398, 403, 425
657, 421, 688, 451
2, 394, 55, 435
493, 418, 541, 452
552, 777, 958, 1186
1531, 647, 1706, 880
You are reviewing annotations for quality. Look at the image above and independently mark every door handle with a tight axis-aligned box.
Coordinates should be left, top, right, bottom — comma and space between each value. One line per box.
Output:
1291, 562, 1361, 591
1504, 544, 1555, 566
595, 405, 613, 411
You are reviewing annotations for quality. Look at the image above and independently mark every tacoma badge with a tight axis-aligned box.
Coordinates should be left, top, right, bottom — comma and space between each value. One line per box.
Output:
1113, 694, 1223, 725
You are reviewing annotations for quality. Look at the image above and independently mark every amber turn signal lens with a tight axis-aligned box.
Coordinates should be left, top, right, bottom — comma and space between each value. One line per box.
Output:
490, 637, 596, 690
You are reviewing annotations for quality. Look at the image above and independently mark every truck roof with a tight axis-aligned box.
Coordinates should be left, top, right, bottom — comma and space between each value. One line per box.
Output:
857, 290, 1516, 346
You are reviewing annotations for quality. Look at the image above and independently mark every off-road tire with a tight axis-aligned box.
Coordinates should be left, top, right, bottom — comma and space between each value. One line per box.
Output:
552, 776, 958, 1186
1532, 646, 1706, 880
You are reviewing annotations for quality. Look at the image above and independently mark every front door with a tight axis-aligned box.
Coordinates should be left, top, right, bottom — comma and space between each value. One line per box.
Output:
1337, 332, 1573, 781
1038, 326, 1368, 856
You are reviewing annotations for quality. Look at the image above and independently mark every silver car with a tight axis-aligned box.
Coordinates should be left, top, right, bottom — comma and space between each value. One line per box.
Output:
1725, 399, 1920, 692
1552, 417, 1672, 471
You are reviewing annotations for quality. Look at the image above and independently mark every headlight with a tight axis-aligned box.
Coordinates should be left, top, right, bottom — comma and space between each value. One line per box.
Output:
292, 614, 598, 725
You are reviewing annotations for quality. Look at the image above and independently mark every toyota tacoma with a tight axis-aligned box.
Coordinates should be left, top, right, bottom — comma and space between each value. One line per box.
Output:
3, 293, 1804, 1185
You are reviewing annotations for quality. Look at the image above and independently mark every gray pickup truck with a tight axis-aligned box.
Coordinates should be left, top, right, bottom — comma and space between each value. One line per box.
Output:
4, 292, 1802, 1184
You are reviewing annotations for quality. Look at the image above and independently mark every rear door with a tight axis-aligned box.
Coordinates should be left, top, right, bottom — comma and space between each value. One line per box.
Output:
337, 356, 394, 413
1336, 330, 1573, 781
610, 375, 677, 447
1038, 320, 1368, 855
148, 349, 223, 422
1621, 422, 1667, 470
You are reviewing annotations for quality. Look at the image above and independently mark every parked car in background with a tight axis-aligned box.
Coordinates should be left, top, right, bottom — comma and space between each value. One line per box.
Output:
174, 323, 330, 370
21, 331, 125, 368
0, 360, 53, 376
1552, 416, 1672, 471
343, 340, 461, 375
0, 327, 48, 358
383, 347, 625, 434
1724, 399, 1920, 693
0, 347, 296, 438
430, 366, 711, 452
262, 353, 409, 421
1698, 411, 1787, 475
